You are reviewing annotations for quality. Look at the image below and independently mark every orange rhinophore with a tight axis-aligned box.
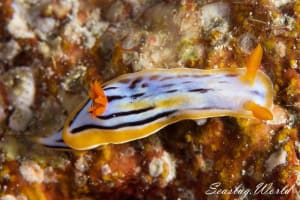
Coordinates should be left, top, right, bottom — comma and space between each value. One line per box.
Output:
240, 44, 263, 85
88, 81, 108, 118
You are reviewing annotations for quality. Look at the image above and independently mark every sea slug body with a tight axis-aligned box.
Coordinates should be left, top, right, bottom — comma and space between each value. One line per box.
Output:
41, 44, 273, 150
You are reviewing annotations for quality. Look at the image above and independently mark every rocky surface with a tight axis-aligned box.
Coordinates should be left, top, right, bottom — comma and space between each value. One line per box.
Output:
0, 0, 299, 199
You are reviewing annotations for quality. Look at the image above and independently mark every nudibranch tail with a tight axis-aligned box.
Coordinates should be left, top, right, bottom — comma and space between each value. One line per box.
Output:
240, 44, 263, 85
88, 81, 108, 118
38, 129, 72, 150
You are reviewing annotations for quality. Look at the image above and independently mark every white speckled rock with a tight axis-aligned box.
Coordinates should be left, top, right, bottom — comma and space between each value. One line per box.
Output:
0, 40, 21, 62
200, 2, 230, 46
265, 148, 287, 173
149, 151, 176, 186
105, 1, 129, 22
19, 160, 44, 183
8, 107, 33, 132
200, 2, 230, 32
101, 164, 112, 176
238, 33, 257, 54
124, 0, 156, 17
0, 195, 27, 200
0, 195, 16, 200
63, 6, 109, 49
2, 67, 35, 108
75, 153, 92, 173
0, 90, 6, 123
7, 3, 35, 39
133, 32, 176, 71
275, 41, 287, 58
269, 0, 294, 8
149, 157, 164, 177
267, 105, 289, 130
1, 67, 35, 131
0, 106, 5, 123
34, 17, 57, 40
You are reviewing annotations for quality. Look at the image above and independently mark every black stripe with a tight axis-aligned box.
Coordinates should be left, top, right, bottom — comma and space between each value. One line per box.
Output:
188, 88, 212, 93
161, 83, 174, 88
149, 75, 160, 80
141, 83, 148, 88
129, 78, 142, 89
131, 93, 145, 99
107, 95, 125, 101
192, 74, 210, 78
56, 139, 64, 143
225, 74, 238, 77
97, 106, 155, 120
165, 89, 178, 93
178, 74, 190, 78
193, 106, 228, 110
71, 110, 177, 133
160, 76, 173, 81
119, 78, 131, 83
104, 87, 118, 91
68, 99, 90, 126
44, 144, 72, 149
251, 90, 264, 97
107, 92, 147, 102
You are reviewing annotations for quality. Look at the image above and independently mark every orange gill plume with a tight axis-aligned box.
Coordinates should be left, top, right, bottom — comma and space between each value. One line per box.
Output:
88, 81, 108, 118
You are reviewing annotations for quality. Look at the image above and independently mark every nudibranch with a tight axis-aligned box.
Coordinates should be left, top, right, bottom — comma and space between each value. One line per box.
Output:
40, 44, 273, 150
